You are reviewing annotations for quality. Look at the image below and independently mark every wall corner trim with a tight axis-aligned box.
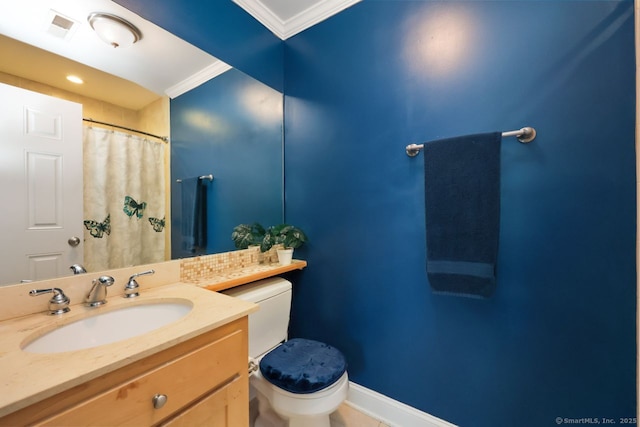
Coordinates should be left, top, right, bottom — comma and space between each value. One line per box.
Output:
346, 382, 458, 427
165, 60, 233, 99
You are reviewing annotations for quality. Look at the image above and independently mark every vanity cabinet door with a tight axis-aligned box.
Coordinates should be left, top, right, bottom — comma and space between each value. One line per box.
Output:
160, 375, 247, 427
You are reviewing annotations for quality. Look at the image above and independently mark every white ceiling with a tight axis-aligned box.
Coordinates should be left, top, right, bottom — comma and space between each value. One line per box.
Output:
0, 0, 360, 110
235, 0, 361, 40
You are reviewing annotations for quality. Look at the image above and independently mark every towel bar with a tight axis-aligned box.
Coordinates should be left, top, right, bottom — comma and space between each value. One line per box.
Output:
176, 174, 214, 183
405, 127, 536, 157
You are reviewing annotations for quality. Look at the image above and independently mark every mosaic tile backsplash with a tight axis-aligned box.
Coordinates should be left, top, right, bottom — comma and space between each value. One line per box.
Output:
179, 246, 283, 283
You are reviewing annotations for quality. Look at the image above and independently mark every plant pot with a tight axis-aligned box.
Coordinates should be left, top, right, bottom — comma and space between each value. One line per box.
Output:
276, 248, 294, 266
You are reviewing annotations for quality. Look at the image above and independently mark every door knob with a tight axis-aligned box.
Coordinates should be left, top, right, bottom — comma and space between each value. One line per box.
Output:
68, 237, 81, 247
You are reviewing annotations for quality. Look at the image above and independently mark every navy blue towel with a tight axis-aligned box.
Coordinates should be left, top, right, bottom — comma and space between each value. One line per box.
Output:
181, 177, 207, 254
194, 179, 208, 249
424, 132, 502, 298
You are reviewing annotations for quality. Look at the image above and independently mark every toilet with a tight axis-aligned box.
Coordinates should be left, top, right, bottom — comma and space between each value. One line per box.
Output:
223, 277, 348, 427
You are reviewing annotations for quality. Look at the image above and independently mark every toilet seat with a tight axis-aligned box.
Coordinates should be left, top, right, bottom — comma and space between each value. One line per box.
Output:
259, 338, 347, 394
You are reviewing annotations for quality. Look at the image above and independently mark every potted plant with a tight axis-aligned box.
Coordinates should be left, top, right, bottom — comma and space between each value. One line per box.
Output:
263, 224, 307, 265
231, 223, 266, 249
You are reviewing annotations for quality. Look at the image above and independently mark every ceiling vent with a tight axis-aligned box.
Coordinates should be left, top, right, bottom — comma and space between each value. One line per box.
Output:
46, 10, 79, 40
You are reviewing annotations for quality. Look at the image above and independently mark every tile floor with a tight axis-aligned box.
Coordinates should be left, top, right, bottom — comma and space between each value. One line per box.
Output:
330, 403, 391, 427
250, 399, 390, 427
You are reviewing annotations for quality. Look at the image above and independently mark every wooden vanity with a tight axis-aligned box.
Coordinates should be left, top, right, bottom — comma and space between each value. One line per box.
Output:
0, 284, 257, 427
0, 253, 307, 426
0, 318, 248, 426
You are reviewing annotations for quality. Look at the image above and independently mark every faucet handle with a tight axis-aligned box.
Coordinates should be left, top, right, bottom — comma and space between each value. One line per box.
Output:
124, 269, 154, 298
30, 288, 70, 315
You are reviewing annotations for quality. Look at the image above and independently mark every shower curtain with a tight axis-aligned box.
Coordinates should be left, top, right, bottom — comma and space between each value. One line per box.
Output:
83, 127, 166, 272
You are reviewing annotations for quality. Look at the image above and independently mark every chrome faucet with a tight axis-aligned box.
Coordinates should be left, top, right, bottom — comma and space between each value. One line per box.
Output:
69, 264, 87, 274
30, 288, 71, 315
85, 275, 115, 307
124, 269, 154, 298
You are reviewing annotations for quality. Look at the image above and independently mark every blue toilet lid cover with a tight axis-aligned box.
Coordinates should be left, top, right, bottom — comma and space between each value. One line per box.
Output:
259, 338, 347, 394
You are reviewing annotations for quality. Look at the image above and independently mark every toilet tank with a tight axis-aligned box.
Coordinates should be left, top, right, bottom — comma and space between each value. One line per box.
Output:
222, 277, 292, 359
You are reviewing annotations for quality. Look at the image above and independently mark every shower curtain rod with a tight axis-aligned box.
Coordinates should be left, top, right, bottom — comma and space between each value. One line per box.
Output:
83, 118, 169, 143
405, 126, 536, 157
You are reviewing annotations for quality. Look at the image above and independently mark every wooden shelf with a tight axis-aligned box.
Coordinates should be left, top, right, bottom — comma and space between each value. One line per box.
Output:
187, 260, 307, 292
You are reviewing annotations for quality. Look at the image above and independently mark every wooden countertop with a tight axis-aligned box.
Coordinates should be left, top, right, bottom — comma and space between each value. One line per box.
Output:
186, 260, 307, 292
0, 283, 257, 417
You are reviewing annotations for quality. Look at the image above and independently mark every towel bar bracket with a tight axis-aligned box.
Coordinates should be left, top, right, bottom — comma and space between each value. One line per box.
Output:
516, 127, 536, 143
406, 144, 421, 157
406, 126, 536, 157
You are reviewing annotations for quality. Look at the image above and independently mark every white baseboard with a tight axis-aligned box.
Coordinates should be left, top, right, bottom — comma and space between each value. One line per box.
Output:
345, 382, 458, 427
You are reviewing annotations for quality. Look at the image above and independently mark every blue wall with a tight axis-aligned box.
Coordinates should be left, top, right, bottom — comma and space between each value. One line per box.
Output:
171, 69, 283, 257
283, 1, 636, 426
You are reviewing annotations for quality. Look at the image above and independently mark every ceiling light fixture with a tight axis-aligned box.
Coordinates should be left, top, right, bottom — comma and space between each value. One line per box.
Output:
88, 12, 142, 49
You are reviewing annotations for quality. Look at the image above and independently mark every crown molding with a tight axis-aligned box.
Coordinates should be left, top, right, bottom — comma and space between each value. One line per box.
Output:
282, 0, 361, 39
165, 60, 232, 99
233, 0, 362, 40
233, 0, 285, 38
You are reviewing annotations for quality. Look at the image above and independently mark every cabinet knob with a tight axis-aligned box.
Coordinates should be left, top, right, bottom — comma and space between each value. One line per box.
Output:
152, 394, 168, 409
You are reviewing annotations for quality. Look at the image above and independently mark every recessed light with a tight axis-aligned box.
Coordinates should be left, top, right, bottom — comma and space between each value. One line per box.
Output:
66, 75, 84, 84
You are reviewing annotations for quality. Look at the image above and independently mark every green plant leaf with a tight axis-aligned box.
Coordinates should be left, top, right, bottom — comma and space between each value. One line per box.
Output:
231, 222, 265, 249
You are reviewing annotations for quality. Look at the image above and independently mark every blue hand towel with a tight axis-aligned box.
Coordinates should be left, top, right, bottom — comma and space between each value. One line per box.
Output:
181, 177, 207, 254
424, 132, 502, 298
194, 179, 208, 250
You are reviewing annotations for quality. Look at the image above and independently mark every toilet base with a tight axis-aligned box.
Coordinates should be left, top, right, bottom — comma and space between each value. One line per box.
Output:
251, 371, 348, 427
254, 402, 331, 427
255, 396, 286, 427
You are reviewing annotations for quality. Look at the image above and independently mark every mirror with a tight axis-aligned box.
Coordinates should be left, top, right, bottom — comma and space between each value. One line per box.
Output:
0, 4, 283, 285
170, 67, 284, 258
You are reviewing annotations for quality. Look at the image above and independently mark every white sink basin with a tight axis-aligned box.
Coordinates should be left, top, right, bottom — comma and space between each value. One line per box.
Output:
22, 300, 193, 354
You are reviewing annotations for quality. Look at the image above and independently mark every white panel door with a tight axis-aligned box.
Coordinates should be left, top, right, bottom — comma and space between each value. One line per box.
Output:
0, 82, 83, 285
